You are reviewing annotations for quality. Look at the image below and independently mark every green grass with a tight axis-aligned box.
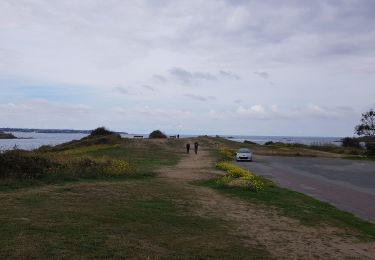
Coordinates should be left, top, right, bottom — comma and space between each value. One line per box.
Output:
0, 179, 270, 259
343, 155, 375, 161
199, 179, 375, 240
83, 140, 181, 174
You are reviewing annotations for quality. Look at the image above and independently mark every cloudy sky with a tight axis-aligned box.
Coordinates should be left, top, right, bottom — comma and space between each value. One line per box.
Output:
1, 0, 374, 136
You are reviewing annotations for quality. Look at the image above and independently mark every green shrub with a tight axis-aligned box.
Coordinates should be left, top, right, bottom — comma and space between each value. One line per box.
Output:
149, 130, 167, 139
342, 137, 360, 148
90, 127, 116, 137
365, 142, 375, 156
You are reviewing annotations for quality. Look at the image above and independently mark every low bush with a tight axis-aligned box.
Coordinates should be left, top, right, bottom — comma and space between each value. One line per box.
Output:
0, 150, 57, 179
264, 141, 285, 146
243, 140, 257, 145
216, 162, 266, 191
0, 149, 134, 181
149, 130, 167, 139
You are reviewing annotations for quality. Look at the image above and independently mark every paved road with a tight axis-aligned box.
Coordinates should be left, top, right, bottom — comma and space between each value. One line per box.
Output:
235, 156, 375, 223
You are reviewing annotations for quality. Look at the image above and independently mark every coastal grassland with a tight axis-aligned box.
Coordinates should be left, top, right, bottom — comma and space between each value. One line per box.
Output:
0, 179, 268, 259
198, 145, 375, 241
0, 135, 184, 189
207, 136, 364, 158
0, 136, 269, 258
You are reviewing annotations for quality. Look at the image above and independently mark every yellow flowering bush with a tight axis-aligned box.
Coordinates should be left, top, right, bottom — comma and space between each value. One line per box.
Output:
104, 159, 135, 176
216, 161, 265, 191
49, 155, 135, 178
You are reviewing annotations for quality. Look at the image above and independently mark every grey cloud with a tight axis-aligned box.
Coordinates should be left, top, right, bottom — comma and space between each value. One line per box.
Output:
183, 94, 216, 101
152, 74, 167, 83
219, 70, 240, 80
142, 85, 156, 91
254, 71, 269, 79
193, 72, 217, 81
169, 67, 217, 85
169, 68, 193, 84
113, 87, 140, 96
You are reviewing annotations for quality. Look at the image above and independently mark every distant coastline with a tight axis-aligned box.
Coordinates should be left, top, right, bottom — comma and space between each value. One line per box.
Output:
0, 128, 128, 135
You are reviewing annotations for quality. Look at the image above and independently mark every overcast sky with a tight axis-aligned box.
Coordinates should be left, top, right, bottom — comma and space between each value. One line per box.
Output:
1, 0, 374, 136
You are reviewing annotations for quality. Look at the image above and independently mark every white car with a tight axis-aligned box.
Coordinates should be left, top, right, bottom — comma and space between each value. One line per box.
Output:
236, 148, 252, 162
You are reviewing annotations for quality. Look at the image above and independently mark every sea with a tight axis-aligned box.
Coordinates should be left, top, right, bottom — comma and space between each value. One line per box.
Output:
0, 132, 343, 151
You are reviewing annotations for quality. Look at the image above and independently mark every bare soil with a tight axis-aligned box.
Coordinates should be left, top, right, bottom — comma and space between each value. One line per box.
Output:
158, 144, 375, 259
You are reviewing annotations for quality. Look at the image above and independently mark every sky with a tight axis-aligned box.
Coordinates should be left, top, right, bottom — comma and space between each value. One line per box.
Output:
1, 0, 374, 136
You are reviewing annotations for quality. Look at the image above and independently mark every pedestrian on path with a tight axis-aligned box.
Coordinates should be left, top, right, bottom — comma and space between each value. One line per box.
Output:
194, 142, 199, 154
186, 143, 190, 153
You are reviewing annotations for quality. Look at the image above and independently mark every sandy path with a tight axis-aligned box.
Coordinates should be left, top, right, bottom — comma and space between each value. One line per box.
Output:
158, 146, 375, 259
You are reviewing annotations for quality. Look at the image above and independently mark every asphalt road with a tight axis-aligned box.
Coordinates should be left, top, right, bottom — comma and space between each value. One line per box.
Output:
235, 156, 375, 223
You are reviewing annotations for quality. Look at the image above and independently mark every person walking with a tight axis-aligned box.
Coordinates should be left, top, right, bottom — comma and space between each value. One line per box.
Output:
186, 143, 190, 153
194, 142, 199, 154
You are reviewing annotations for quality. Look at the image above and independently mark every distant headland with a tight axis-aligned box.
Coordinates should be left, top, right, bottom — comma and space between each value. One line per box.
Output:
0, 131, 17, 139
0, 128, 128, 135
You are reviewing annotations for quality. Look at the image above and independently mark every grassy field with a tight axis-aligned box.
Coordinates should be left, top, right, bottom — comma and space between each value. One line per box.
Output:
0, 179, 269, 258
0, 135, 374, 258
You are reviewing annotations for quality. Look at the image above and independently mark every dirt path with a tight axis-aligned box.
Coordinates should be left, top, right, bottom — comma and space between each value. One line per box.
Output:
158, 146, 375, 259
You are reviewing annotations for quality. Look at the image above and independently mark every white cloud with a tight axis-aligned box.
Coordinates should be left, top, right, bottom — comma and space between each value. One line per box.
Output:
237, 105, 266, 116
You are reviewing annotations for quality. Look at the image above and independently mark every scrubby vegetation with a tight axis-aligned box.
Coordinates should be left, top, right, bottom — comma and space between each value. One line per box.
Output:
216, 147, 236, 161
0, 149, 134, 183
149, 130, 167, 139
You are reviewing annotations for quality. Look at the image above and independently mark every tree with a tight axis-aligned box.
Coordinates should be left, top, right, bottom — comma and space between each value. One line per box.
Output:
149, 130, 167, 138
355, 109, 375, 136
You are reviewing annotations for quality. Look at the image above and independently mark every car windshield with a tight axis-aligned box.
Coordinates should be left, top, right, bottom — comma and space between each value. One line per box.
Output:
238, 148, 250, 153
